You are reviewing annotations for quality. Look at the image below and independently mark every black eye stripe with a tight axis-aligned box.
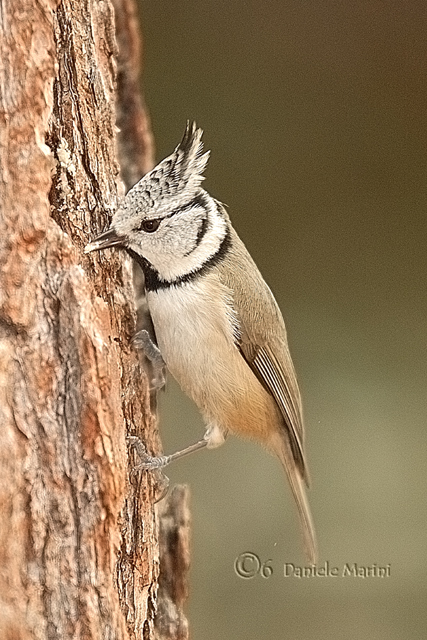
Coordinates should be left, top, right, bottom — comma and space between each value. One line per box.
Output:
126, 226, 232, 292
195, 215, 209, 246
136, 192, 222, 234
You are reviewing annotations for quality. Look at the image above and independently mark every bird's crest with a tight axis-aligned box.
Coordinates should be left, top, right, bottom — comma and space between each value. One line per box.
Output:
138, 122, 210, 205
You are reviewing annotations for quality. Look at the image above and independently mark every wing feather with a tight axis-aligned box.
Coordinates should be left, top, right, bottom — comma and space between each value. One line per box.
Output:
215, 224, 310, 483
240, 342, 308, 483
215, 223, 315, 559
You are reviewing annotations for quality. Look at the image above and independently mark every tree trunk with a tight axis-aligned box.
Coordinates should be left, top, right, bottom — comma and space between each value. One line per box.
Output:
0, 1, 189, 638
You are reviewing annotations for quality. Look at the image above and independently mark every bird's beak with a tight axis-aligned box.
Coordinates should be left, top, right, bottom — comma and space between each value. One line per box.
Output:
84, 228, 126, 254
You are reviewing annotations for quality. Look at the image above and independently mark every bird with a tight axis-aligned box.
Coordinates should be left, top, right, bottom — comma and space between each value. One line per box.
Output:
85, 122, 317, 563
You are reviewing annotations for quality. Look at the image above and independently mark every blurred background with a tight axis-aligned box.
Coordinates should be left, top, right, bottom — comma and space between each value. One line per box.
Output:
139, 2, 426, 638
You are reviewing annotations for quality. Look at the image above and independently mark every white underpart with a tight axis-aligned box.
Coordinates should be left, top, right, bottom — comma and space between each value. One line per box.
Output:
146, 274, 242, 432
204, 423, 227, 448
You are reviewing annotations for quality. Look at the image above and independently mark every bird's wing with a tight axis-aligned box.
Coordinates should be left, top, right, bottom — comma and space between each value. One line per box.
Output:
215, 225, 309, 482
215, 224, 315, 558
238, 339, 308, 483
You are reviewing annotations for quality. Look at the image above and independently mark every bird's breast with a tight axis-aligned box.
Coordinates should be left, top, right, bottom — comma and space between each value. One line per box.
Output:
146, 276, 280, 442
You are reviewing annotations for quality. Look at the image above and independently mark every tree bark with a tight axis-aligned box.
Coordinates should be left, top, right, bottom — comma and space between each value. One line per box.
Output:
0, 1, 188, 638
154, 486, 191, 640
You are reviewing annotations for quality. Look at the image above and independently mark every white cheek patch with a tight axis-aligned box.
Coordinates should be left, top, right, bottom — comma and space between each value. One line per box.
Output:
157, 210, 227, 282
130, 201, 228, 283
163, 205, 206, 257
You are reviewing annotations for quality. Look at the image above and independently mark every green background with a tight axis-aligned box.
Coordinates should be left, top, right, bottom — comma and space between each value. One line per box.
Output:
139, 2, 426, 638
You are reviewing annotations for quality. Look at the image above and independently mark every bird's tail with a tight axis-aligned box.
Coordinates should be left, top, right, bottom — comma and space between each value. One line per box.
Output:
270, 432, 318, 565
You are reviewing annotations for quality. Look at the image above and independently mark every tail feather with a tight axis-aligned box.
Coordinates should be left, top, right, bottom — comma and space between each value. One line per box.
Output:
270, 432, 318, 565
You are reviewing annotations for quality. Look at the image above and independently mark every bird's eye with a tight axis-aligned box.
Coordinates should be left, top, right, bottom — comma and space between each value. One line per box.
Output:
139, 219, 161, 233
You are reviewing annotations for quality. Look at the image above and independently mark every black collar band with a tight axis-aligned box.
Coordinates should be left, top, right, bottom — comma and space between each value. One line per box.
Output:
127, 227, 232, 292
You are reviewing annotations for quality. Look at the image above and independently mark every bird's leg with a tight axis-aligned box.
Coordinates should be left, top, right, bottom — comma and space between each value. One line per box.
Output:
128, 435, 207, 471
128, 424, 227, 471
132, 329, 166, 390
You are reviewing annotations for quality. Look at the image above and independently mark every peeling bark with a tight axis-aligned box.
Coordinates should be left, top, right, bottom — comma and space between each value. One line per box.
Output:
112, 0, 154, 188
154, 486, 191, 640
0, 1, 188, 638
